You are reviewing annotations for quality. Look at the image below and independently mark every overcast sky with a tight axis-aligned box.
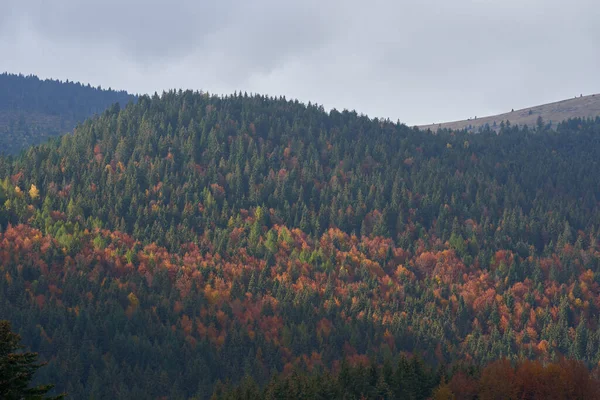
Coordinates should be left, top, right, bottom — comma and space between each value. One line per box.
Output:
1, 0, 599, 125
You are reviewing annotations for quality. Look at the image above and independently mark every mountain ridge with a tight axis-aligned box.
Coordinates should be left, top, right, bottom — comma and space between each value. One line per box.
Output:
417, 93, 600, 132
2, 87, 600, 398
0, 72, 136, 154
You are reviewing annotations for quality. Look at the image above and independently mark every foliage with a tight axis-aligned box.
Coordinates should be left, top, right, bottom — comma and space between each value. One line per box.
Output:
0, 90, 600, 397
0, 320, 64, 399
213, 358, 600, 400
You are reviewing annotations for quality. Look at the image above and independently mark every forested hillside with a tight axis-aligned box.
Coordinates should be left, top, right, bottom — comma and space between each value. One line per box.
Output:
1, 91, 600, 398
0, 73, 135, 154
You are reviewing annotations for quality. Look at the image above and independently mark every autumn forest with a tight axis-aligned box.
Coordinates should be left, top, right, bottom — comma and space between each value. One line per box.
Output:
1, 76, 600, 398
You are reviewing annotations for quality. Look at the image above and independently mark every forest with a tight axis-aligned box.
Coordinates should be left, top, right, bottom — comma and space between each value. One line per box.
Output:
0, 73, 135, 154
1, 89, 600, 398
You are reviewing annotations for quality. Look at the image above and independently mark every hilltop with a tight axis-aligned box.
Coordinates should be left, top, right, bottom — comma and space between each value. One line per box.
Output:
418, 93, 600, 132
0, 73, 135, 154
2, 90, 600, 398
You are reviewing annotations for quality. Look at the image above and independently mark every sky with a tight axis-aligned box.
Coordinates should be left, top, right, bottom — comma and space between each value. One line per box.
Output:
1, 0, 599, 126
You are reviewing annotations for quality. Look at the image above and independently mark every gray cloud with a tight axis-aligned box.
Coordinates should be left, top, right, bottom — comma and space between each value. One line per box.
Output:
1, 0, 599, 125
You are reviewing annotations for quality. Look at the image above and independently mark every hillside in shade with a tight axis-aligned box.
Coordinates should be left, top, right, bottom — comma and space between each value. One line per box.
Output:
0, 73, 135, 154
2, 90, 600, 398
418, 93, 600, 132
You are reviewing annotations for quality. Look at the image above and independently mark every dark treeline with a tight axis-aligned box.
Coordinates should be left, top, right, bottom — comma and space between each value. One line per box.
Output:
212, 357, 600, 400
1, 91, 600, 398
0, 73, 135, 154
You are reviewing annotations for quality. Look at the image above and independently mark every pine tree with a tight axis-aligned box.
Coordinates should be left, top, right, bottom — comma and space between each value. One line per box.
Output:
0, 320, 64, 399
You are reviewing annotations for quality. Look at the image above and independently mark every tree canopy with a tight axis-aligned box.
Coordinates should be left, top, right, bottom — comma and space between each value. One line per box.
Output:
1, 90, 600, 398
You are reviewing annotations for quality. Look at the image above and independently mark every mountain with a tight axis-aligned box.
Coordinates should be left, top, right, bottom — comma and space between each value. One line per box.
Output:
1, 90, 600, 398
418, 93, 600, 132
0, 73, 136, 154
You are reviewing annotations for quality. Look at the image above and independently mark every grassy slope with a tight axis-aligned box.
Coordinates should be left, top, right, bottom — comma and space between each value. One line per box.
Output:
418, 93, 600, 132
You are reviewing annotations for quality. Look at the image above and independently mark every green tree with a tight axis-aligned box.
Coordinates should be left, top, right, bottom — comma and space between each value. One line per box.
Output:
0, 320, 64, 399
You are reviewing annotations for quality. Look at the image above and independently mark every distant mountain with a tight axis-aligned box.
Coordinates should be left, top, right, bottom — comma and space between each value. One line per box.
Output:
418, 93, 600, 132
0, 73, 136, 154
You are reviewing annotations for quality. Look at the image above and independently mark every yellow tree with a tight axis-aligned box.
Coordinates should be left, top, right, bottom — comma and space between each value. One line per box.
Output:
29, 184, 39, 201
